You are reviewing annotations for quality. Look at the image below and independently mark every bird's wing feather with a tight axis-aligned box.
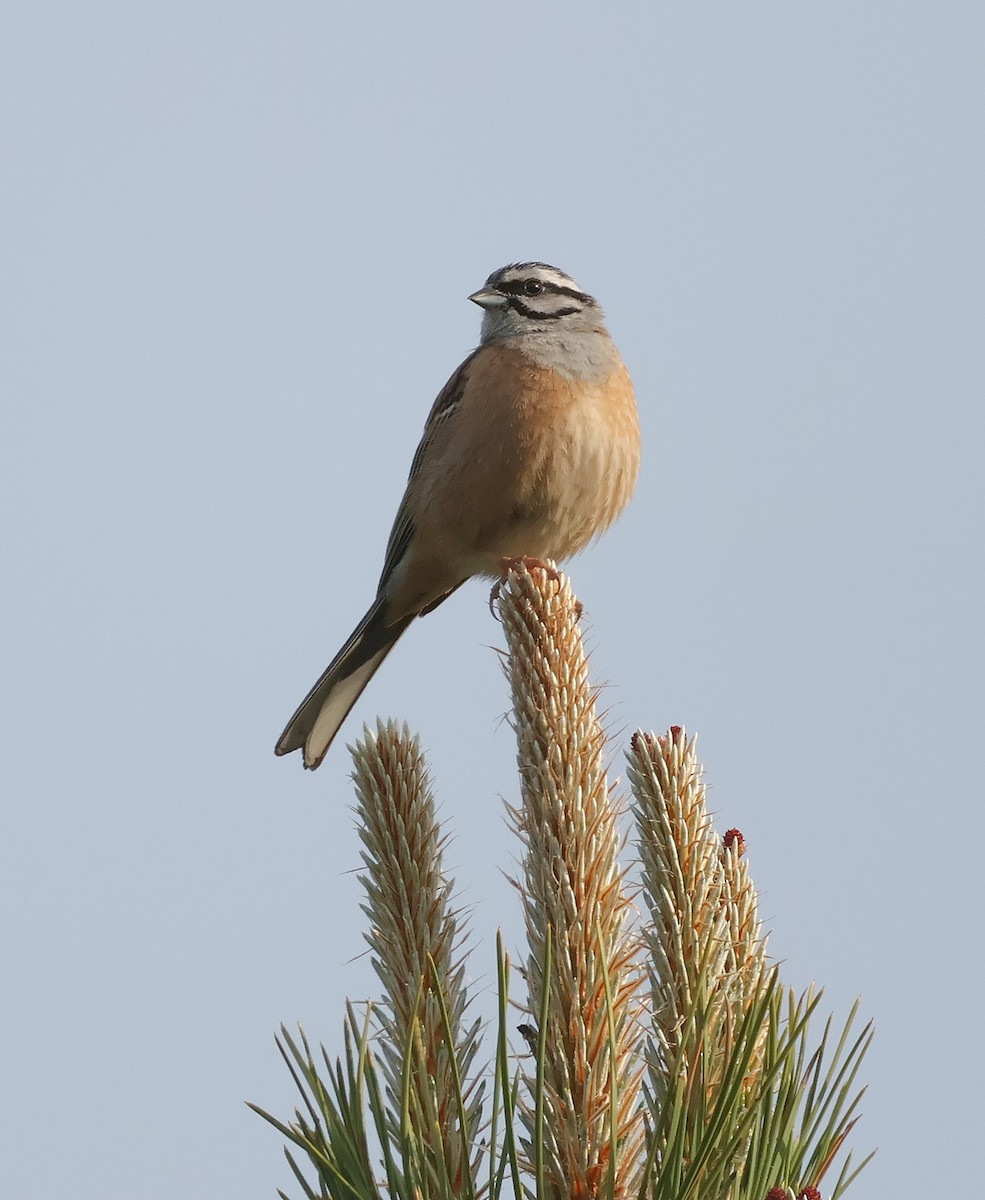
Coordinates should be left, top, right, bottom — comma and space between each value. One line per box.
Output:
377, 349, 479, 592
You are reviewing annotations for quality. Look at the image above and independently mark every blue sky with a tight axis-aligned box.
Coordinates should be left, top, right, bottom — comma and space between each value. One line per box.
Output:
2, 3, 983, 1196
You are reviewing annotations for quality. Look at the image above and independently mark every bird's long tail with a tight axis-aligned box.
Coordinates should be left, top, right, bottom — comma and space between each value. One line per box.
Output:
274, 597, 415, 770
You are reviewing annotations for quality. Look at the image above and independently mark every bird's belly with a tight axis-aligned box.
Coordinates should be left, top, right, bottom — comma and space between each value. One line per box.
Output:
467, 413, 638, 572
407, 354, 640, 583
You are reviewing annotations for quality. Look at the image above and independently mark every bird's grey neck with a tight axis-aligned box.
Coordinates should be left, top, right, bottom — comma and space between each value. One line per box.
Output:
483, 326, 619, 383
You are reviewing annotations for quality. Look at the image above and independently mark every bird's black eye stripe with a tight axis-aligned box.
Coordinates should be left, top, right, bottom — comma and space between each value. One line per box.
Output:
491, 277, 592, 307
495, 278, 591, 305
496, 279, 537, 297
507, 298, 583, 320
554, 285, 592, 303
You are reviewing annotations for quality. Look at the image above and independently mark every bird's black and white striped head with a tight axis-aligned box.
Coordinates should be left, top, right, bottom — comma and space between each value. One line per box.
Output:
469, 262, 606, 342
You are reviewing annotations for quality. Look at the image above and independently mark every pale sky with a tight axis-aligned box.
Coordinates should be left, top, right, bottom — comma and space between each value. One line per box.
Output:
2, 3, 983, 1197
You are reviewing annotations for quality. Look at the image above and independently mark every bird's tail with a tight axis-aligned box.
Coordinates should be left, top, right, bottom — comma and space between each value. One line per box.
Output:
275, 597, 415, 770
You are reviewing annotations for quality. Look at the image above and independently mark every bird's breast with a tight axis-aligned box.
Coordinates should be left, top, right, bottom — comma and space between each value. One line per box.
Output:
408, 343, 639, 576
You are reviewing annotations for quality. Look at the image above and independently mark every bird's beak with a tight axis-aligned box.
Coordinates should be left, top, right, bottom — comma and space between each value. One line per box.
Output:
468, 287, 509, 310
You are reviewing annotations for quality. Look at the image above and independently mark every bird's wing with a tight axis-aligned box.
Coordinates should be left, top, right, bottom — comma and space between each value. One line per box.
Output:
377, 348, 480, 593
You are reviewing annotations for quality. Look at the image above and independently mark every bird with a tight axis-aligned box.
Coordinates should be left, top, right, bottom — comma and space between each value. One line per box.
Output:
275, 261, 640, 769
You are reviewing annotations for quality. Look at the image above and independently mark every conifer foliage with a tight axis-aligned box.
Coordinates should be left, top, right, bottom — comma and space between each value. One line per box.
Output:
252, 565, 873, 1200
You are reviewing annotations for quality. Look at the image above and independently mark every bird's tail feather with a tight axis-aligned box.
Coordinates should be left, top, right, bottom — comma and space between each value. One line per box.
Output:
274, 597, 415, 770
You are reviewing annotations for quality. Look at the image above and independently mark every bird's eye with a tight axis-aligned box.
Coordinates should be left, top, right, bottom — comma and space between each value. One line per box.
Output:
523, 279, 545, 296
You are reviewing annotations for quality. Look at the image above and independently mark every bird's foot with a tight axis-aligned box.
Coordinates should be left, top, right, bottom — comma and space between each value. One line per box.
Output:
501, 555, 563, 583
488, 557, 569, 618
